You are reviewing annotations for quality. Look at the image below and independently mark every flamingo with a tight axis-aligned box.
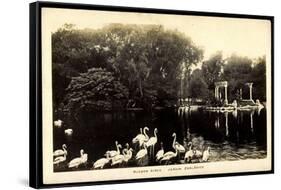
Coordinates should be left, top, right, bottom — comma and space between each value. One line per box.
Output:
184, 142, 194, 163
122, 143, 130, 153
54, 119, 63, 127
64, 129, 73, 136
160, 148, 178, 164
172, 133, 185, 154
132, 128, 145, 143
145, 128, 158, 157
111, 149, 126, 167
174, 142, 185, 153
112, 146, 134, 167
106, 141, 122, 158
124, 148, 133, 163
68, 149, 88, 168
53, 153, 66, 166
93, 152, 111, 169
156, 142, 164, 162
136, 127, 150, 148
160, 133, 178, 164
136, 144, 148, 160
202, 147, 211, 162
53, 144, 67, 157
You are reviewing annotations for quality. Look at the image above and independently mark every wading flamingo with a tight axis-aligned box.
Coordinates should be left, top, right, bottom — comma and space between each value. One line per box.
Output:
184, 142, 194, 163
160, 148, 178, 164
106, 141, 122, 158
93, 152, 111, 169
145, 128, 158, 157
124, 148, 133, 163
68, 149, 87, 168
137, 127, 150, 148
160, 133, 178, 164
53, 144, 67, 157
136, 144, 148, 160
202, 146, 211, 162
155, 142, 164, 162
53, 153, 67, 166
132, 128, 144, 143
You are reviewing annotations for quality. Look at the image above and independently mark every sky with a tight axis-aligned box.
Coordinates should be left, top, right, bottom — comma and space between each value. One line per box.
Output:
43, 8, 271, 61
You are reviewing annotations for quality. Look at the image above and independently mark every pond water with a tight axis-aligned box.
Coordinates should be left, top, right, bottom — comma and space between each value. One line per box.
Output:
53, 107, 267, 172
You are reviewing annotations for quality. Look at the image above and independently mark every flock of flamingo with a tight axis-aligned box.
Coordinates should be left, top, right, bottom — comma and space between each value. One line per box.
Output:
53, 119, 211, 170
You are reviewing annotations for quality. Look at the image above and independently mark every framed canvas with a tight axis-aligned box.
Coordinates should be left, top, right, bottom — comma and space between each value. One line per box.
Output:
29, 1, 274, 188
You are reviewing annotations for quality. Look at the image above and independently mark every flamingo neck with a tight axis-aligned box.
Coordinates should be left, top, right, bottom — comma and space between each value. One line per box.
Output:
144, 128, 148, 139
140, 128, 143, 134
117, 145, 120, 153
154, 129, 157, 139
172, 134, 176, 148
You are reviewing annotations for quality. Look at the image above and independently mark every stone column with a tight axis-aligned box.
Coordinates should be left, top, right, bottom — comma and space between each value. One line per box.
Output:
215, 86, 219, 100
214, 87, 217, 99
224, 85, 228, 104
249, 84, 253, 100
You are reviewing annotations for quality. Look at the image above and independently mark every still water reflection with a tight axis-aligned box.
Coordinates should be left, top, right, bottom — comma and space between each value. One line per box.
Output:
53, 107, 267, 172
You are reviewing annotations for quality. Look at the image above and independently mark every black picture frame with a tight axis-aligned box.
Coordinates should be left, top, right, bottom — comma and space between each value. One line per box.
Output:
30, 1, 274, 188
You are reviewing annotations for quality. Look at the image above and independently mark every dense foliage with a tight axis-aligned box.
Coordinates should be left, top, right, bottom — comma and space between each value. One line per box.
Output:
188, 54, 266, 102
63, 68, 128, 114
52, 23, 267, 114
52, 24, 203, 112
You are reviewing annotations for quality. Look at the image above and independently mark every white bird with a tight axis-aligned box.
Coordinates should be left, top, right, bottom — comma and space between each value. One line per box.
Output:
136, 144, 148, 160
160, 148, 178, 164
172, 133, 185, 154
156, 142, 164, 162
122, 143, 130, 154
53, 144, 67, 157
202, 147, 211, 162
111, 154, 125, 166
139, 127, 150, 148
145, 128, 158, 157
93, 152, 111, 169
132, 128, 145, 143
53, 153, 67, 166
160, 133, 178, 164
184, 142, 194, 163
64, 129, 73, 135
68, 149, 87, 168
124, 148, 133, 163
54, 119, 63, 127
106, 141, 122, 158
146, 128, 158, 147
174, 142, 185, 153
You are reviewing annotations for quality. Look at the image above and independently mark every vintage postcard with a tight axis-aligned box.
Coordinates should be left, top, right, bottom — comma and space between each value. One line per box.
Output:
34, 3, 273, 186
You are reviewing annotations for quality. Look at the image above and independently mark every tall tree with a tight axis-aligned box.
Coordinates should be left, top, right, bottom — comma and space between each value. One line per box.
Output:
188, 69, 209, 100
250, 56, 266, 101
63, 68, 129, 115
223, 54, 253, 101
201, 51, 224, 95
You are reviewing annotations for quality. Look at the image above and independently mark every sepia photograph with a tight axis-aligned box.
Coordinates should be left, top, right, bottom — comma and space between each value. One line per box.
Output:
34, 3, 273, 186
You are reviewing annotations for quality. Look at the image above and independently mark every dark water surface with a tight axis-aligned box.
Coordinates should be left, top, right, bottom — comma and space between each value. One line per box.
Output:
53, 107, 267, 172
